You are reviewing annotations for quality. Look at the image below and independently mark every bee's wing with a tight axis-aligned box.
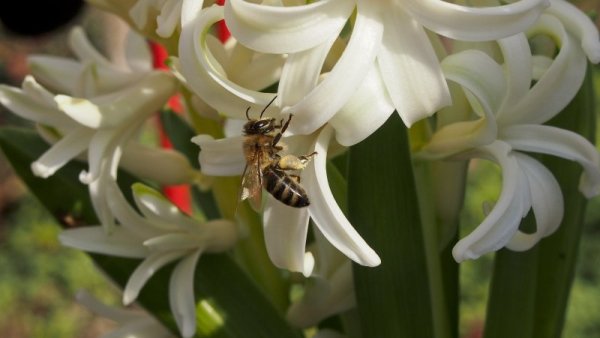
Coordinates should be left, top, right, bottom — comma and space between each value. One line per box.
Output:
240, 161, 263, 211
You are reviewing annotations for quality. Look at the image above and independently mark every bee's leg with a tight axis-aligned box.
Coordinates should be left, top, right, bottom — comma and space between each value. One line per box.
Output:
272, 114, 293, 147
277, 152, 317, 171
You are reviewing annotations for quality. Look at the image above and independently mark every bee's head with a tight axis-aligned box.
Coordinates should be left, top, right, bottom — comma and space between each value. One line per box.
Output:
243, 118, 276, 135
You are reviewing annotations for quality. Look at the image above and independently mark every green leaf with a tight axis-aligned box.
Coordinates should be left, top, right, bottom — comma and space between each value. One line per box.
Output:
0, 127, 301, 338
483, 65, 595, 338
349, 114, 435, 337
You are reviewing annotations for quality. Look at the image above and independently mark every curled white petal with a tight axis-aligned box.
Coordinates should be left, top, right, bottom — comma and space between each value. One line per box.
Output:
506, 153, 563, 251
305, 126, 380, 266
284, 0, 384, 135
123, 250, 188, 305
453, 142, 531, 262
500, 14, 587, 125
0, 82, 72, 127
547, 0, 600, 63
263, 197, 311, 275
501, 124, 600, 198
330, 62, 394, 146
404, 0, 549, 41
179, 5, 281, 119
224, 0, 354, 54
169, 250, 202, 338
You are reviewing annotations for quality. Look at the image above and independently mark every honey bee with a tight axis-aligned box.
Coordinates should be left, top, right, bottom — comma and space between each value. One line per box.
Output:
241, 96, 316, 209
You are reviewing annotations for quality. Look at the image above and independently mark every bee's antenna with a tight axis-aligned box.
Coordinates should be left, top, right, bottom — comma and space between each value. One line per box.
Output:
245, 106, 251, 120
260, 95, 278, 118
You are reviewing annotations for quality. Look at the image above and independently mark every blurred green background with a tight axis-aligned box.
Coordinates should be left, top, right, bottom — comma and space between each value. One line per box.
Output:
0, 2, 599, 338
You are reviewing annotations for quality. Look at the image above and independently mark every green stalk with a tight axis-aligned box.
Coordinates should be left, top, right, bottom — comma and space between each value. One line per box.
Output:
348, 114, 435, 337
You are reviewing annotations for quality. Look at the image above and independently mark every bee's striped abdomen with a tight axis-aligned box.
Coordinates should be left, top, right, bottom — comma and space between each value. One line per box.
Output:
264, 167, 309, 208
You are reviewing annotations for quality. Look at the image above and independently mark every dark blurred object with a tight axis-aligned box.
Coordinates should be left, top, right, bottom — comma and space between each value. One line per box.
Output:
0, 0, 85, 36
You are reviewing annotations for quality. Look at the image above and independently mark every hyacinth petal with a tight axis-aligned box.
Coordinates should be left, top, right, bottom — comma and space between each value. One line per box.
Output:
179, 5, 281, 119
121, 142, 197, 185
31, 127, 93, 178
59, 226, 147, 258
418, 50, 504, 159
263, 197, 311, 276
404, 0, 549, 41
170, 250, 202, 338
191, 135, 246, 176
28, 56, 83, 93
500, 14, 587, 125
181, 0, 205, 27
69, 26, 113, 68
501, 124, 600, 198
305, 127, 380, 266
277, 34, 337, 107
495, 34, 533, 115
55, 72, 176, 129
144, 233, 204, 252
0, 82, 72, 127
506, 153, 563, 251
329, 62, 394, 146
234, 53, 285, 91
284, 0, 384, 135
105, 180, 165, 238
123, 250, 188, 305
224, 0, 354, 54
156, 0, 182, 38
453, 142, 531, 262
547, 0, 600, 63
76, 290, 142, 323
125, 30, 153, 73
102, 319, 164, 338
377, 5, 450, 127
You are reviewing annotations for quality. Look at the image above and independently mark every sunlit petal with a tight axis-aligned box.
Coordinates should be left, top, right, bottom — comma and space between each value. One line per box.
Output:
404, 0, 549, 41
329, 62, 394, 146
224, 0, 354, 54
179, 5, 281, 119
378, 4, 450, 127
305, 127, 380, 266
284, 0, 384, 135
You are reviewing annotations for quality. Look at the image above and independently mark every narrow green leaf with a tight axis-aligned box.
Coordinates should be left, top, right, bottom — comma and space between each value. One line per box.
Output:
484, 66, 595, 338
349, 114, 434, 337
0, 127, 301, 338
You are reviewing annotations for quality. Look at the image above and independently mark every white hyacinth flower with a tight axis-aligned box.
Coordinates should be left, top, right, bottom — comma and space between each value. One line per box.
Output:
179, 0, 549, 146
60, 181, 237, 338
76, 290, 176, 338
192, 125, 380, 272
418, 4, 600, 262
0, 26, 200, 229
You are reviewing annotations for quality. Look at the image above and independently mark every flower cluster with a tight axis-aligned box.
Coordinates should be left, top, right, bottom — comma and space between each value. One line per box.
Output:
1, 0, 599, 336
